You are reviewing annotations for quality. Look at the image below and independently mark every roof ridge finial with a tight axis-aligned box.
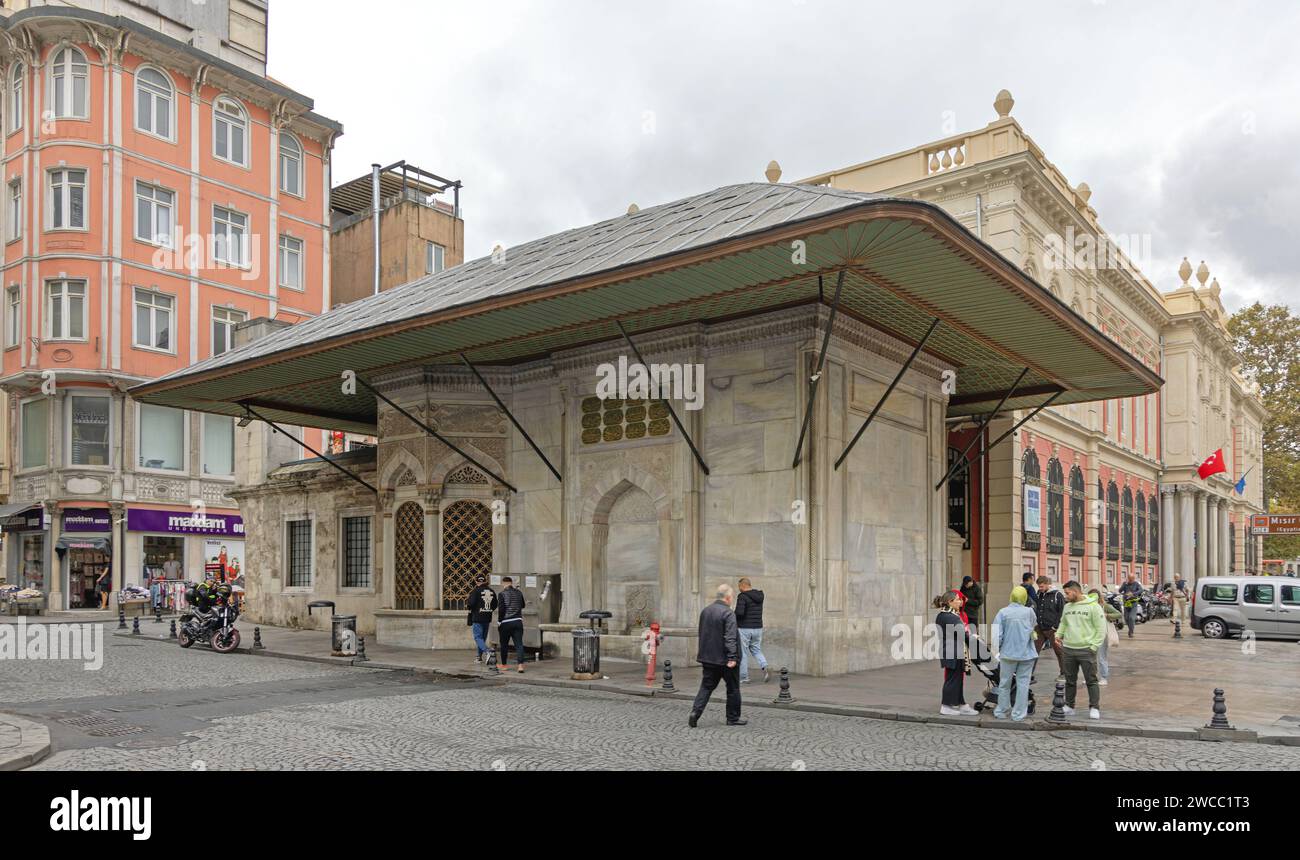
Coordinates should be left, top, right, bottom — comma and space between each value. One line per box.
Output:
765, 160, 782, 183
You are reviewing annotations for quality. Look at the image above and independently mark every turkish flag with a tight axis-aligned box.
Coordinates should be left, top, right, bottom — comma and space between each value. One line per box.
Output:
1197, 448, 1227, 480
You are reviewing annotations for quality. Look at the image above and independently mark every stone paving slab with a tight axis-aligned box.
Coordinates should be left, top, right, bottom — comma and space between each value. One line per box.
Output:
0, 714, 51, 770
110, 616, 1300, 744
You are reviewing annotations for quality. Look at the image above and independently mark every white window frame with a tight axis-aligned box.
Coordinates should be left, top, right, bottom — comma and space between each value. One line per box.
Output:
9, 62, 23, 133
7, 177, 21, 241
426, 241, 445, 275
47, 167, 87, 231
277, 234, 303, 290
283, 514, 315, 590
212, 205, 249, 268
212, 95, 248, 167
134, 180, 174, 248
338, 509, 375, 592
211, 305, 247, 357
48, 46, 89, 120
18, 395, 49, 472
134, 65, 175, 140
278, 132, 303, 197
44, 278, 86, 341
132, 286, 175, 354
200, 411, 236, 477
65, 389, 113, 469
5, 284, 19, 349
135, 402, 189, 474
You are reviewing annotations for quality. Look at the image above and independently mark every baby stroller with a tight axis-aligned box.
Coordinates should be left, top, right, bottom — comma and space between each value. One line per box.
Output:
971, 657, 1036, 715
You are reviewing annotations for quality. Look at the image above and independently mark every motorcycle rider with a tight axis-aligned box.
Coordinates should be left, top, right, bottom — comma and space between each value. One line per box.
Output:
188, 576, 232, 633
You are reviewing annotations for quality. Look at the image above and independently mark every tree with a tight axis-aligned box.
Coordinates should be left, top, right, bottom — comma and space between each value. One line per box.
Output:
1228, 303, 1300, 559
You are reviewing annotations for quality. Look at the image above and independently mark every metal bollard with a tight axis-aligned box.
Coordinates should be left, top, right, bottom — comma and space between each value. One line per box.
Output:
1047, 678, 1068, 723
118, 606, 127, 630
252, 626, 265, 649
661, 660, 677, 693
131, 616, 141, 635
355, 636, 370, 663
169, 619, 177, 639
486, 646, 500, 675
1207, 688, 1234, 730
772, 667, 795, 704
1173, 619, 1182, 639
154, 605, 163, 624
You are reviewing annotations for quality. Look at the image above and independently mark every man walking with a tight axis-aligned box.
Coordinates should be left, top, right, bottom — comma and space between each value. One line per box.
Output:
735, 577, 770, 684
496, 575, 527, 673
466, 574, 496, 663
991, 585, 1037, 721
1170, 575, 1190, 627
1057, 580, 1106, 720
1119, 571, 1143, 638
1033, 575, 1065, 674
689, 584, 745, 727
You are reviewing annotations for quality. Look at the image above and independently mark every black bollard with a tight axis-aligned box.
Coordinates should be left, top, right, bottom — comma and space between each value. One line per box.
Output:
661, 660, 677, 693
1173, 619, 1182, 640
1207, 688, 1234, 730
355, 636, 370, 663
118, 606, 127, 630
486, 646, 500, 675
772, 667, 795, 704
154, 605, 163, 624
252, 626, 265, 649
169, 619, 177, 639
131, 616, 141, 635
1047, 678, 1068, 723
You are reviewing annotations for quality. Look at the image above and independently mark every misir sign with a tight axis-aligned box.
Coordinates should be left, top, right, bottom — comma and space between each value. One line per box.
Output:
1250, 514, 1300, 535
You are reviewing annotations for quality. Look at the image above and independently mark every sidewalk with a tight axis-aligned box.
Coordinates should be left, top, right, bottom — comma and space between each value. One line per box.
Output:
0, 714, 50, 770
114, 618, 1300, 745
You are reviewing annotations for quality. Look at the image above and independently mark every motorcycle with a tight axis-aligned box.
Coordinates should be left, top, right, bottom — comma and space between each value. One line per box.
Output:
178, 599, 241, 653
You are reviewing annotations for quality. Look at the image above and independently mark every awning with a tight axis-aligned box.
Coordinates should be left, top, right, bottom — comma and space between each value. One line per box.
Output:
129, 182, 1162, 431
0, 502, 37, 518
0, 504, 45, 532
55, 535, 111, 553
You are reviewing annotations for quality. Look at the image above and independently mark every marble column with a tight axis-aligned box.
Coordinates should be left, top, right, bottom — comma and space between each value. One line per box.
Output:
1194, 491, 1208, 585
1160, 487, 1175, 580
1205, 497, 1218, 578
1218, 502, 1231, 576
45, 501, 63, 611
1178, 489, 1195, 588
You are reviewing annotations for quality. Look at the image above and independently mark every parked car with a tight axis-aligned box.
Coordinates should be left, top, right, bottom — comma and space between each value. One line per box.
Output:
1190, 576, 1300, 640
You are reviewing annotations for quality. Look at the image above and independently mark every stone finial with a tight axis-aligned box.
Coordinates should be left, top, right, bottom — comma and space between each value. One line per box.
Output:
1196, 260, 1210, 287
1210, 277, 1221, 297
627, 203, 639, 215
765, 160, 782, 183
1076, 182, 1091, 203
994, 88, 1015, 118
1178, 257, 1192, 285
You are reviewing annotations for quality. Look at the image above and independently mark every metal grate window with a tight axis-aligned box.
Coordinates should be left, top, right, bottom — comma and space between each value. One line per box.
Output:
342, 516, 371, 588
286, 519, 312, 587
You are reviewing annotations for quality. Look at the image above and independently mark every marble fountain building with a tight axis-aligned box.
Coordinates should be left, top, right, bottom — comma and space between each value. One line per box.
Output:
130, 181, 1158, 674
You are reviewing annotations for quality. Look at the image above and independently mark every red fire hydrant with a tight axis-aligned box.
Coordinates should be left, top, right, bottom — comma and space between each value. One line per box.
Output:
641, 622, 663, 685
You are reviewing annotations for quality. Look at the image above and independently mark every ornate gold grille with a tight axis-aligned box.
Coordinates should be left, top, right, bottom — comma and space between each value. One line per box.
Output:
394, 502, 425, 610
441, 500, 492, 610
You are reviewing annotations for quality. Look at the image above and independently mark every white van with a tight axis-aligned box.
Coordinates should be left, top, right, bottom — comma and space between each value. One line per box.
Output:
1191, 576, 1300, 640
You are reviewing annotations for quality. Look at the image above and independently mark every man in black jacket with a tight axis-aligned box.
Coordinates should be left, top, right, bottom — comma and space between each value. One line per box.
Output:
689, 584, 745, 727
1021, 572, 1038, 609
466, 575, 496, 663
496, 576, 527, 672
1033, 575, 1065, 674
735, 577, 770, 684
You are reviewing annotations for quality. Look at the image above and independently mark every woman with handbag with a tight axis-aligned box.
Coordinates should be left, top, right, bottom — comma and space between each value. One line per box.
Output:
934, 590, 976, 716
1089, 587, 1121, 686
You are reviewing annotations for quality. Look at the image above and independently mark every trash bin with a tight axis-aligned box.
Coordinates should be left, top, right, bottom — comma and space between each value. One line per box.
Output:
572, 627, 599, 678
307, 600, 357, 657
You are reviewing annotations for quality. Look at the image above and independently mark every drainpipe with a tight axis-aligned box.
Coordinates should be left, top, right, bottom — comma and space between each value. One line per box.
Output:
372, 163, 381, 296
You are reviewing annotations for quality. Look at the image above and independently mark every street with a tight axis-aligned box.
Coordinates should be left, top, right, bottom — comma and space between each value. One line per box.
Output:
6, 636, 1300, 771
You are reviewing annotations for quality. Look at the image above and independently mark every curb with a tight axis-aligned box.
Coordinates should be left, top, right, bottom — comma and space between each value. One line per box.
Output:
110, 631, 1296, 745
0, 713, 52, 771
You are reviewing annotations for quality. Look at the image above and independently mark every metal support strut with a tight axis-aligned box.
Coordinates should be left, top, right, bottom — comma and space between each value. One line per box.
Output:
833, 317, 941, 471
241, 404, 378, 494
792, 271, 845, 469
356, 377, 518, 493
955, 390, 1063, 477
460, 354, 562, 483
614, 320, 710, 476
933, 366, 1031, 492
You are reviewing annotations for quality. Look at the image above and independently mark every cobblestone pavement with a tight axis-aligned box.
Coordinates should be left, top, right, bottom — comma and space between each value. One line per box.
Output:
9, 637, 1300, 771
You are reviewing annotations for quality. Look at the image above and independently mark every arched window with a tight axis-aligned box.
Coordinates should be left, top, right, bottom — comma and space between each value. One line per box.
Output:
1021, 449, 1041, 552
1136, 491, 1147, 564
213, 95, 248, 166
9, 62, 23, 133
441, 500, 492, 610
1106, 481, 1119, 561
1069, 466, 1085, 556
135, 66, 173, 138
1121, 487, 1134, 561
1149, 494, 1160, 565
278, 132, 302, 196
50, 47, 88, 119
1046, 458, 1064, 555
393, 501, 425, 610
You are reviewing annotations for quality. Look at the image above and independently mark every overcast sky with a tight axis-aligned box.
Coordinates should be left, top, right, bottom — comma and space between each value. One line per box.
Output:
270, 0, 1299, 311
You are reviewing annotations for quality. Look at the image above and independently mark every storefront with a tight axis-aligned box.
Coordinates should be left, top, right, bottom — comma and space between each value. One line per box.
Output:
1, 504, 49, 597
57, 508, 113, 610
124, 508, 245, 603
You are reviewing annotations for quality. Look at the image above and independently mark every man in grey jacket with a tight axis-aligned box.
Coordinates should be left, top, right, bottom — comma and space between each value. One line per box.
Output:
689, 584, 746, 727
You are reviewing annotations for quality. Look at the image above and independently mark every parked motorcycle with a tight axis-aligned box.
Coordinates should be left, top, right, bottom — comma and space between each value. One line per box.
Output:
179, 597, 241, 653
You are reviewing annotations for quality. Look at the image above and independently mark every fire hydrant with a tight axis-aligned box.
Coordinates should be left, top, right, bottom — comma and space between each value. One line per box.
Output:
641, 622, 663, 685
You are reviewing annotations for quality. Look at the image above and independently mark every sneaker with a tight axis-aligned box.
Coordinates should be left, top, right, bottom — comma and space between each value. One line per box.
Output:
763, 667, 771, 683
958, 704, 978, 716
1061, 705, 1076, 715
992, 710, 1008, 720
940, 705, 961, 716
1098, 678, 1109, 686
517, 665, 525, 674
1089, 708, 1101, 720
740, 678, 751, 684
688, 711, 700, 728
726, 718, 748, 726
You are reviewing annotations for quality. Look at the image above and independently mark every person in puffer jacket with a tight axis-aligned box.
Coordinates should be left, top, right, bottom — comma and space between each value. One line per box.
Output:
496, 576, 527, 672
735, 577, 769, 683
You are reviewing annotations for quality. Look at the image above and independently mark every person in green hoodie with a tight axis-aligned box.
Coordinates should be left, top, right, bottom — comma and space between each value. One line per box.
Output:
1056, 580, 1106, 719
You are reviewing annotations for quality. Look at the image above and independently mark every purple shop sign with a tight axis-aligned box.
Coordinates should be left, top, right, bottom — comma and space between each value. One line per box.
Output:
127, 508, 245, 537
62, 508, 112, 532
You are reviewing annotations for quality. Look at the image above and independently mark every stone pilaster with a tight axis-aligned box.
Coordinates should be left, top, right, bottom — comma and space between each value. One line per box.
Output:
1194, 491, 1207, 584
